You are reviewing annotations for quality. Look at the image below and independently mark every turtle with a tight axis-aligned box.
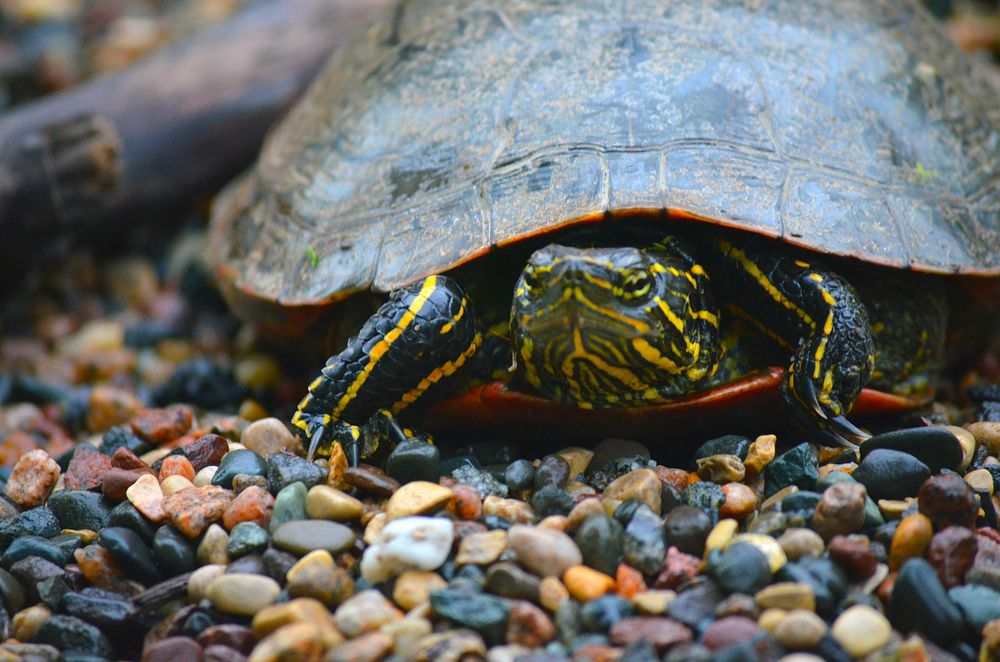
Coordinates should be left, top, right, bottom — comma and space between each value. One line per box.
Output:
208, 0, 1000, 465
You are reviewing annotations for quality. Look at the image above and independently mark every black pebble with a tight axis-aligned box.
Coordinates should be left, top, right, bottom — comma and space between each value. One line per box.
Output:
853, 449, 930, 501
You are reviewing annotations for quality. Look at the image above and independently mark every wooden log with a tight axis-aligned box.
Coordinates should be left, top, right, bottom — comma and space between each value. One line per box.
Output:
0, 0, 390, 257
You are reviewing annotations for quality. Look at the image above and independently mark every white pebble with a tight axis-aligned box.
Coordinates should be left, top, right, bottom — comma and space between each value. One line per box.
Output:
360, 516, 454, 583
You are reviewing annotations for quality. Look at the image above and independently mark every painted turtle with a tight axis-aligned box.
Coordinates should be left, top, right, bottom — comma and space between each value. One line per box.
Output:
208, 0, 1000, 464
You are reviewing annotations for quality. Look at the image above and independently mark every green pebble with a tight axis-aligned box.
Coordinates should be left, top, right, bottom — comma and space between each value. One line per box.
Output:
227, 522, 269, 558
269, 481, 308, 534
763, 443, 818, 498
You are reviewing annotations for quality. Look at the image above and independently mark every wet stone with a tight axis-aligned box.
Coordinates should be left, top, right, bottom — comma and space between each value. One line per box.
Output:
152, 526, 196, 576
763, 443, 818, 498
504, 459, 535, 492
230, 473, 269, 494
360, 516, 454, 583
271, 519, 354, 555
344, 464, 399, 496
826, 535, 876, 581
693, 435, 751, 464
452, 464, 508, 498
98, 526, 161, 584
266, 452, 325, 494
812, 482, 867, 540
624, 505, 666, 575
46, 491, 111, 533
430, 588, 510, 645
853, 449, 929, 501
605, 469, 661, 514
575, 514, 624, 576
664, 505, 712, 557
508, 524, 581, 578
206, 573, 280, 616
287, 549, 354, 607
580, 594, 636, 633
530, 484, 573, 518
484, 561, 541, 601
0, 507, 60, 548
143, 636, 202, 662
334, 589, 402, 637
681, 482, 725, 521
860, 426, 964, 474
709, 542, 772, 595
268, 481, 307, 533
61, 588, 137, 629
949, 584, 1000, 633
239, 417, 298, 458
211, 449, 267, 490
385, 480, 453, 520
226, 522, 268, 558
506, 599, 556, 648
222, 485, 274, 530
162, 485, 233, 538
385, 438, 441, 484
101, 468, 146, 500
927, 525, 977, 588
200, 526, 231, 566
888, 557, 964, 646
36, 615, 113, 658
918, 472, 979, 529
130, 406, 192, 445
109, 501, 158, 543
64, 446, 112, 491
1, 536, 68, 569
182, 434, 229, 472
5, 449, 60, 509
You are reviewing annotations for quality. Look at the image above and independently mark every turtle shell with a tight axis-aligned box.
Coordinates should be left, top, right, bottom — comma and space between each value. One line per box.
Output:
209, 0, 1000, 325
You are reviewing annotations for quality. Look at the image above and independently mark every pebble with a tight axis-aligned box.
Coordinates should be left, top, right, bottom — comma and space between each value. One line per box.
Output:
485, 561, 541, 601
212, 449, 268, 489
272, 519, 355, 555
763, 443, 818, 498
161, 474, 194, 495
130, 406, 191, 444
580, 593, 636, 633
604, 469, 661, 514
305, 485, 362, 521
663, 505, 712, 556
267, 452, 326, 493
755, 582, 815, 611
826, 535, 876, 581
360, 516, 454, 583
183, 434, 229, 472
382, 617, 431, 658
778, 528, 825, 561
888, 558, 964, 646
5, 449, 60, 508
719, 482, 757, 519
409, 630, 487, 661
152, 525, 196, 575
694, 435, 751, 463
853, 449, 929, 501
504, 460, 535, 492
484, 496, 536, 523
609, 616, 692, 651
539, 577, 569, 612
860, 426, 963, 473
563, 565, 616, 602
385, 439, 441, 484
222, 485, 274, 529
744, 434, 776, 476
831, 604, 891, 657
507, 599, 556, 648
701, 614, 759, 650
728, 534, 787, 573
64, 446, 112, 491
634, 590, 675, 615
508, 524, 582, 577
696, 454, 746, 484
534, 455, 571, 490
927, 525, 977, 588
47, 490, 111, 532
968, 421, 1000, 457
456, 530, 508, 566
555, 447, 593, 479
334, 589, 403, 637
385, 480, 453, 520
239, 418, 298, 457
197, 523, 230, 565
269, 481, 307, 533
98, 526, 161, 584
144, 637, 203, 662
773, 610, 827, 649
247, 621, 324, 662
623, 505, 666, 575
453, 464, 509, 498
345, 464, 400, 495
251, 598, 342, 648
125, 473, 167, 522
710, 542, 772, 595
393, 570, 446, 610
574, 514, 624, 576
206, 573, 281, 616
159, 455, 196, 482
918, 471, 979, 529
162, 485, 233, 537
227, 521, 268, 557
286, 549, 354, 607
889, 513, 933, 570
812, 481, 866, 540
35, 615, 113, 658
194, 466, 218, 487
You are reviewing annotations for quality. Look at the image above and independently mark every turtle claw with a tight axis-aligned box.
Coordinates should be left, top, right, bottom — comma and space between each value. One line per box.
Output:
798, 373, 867, 448
303, 418, 362, 467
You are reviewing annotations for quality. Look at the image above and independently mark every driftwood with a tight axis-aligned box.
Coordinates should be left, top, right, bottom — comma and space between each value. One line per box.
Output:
0, 0, 391, 261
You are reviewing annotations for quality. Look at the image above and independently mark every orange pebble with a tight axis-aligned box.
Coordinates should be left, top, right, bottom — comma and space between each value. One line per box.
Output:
159, 455, 196, 482
615, 563, 647, 599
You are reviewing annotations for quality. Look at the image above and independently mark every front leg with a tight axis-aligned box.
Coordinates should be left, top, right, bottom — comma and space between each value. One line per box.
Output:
292, 275, 482, 464
712, 239, 875, 446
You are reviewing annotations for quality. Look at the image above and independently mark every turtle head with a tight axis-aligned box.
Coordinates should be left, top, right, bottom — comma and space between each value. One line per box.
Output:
510, 240, 721, 408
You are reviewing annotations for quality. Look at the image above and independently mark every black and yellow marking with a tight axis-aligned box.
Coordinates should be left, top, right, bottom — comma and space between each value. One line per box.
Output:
293, 275, 481, 461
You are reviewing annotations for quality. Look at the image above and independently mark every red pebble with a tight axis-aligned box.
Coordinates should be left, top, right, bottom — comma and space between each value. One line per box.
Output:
130, 406, 193, 445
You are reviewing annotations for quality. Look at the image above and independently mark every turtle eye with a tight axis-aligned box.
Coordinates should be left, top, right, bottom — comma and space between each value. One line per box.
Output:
621, 271, 651, 300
